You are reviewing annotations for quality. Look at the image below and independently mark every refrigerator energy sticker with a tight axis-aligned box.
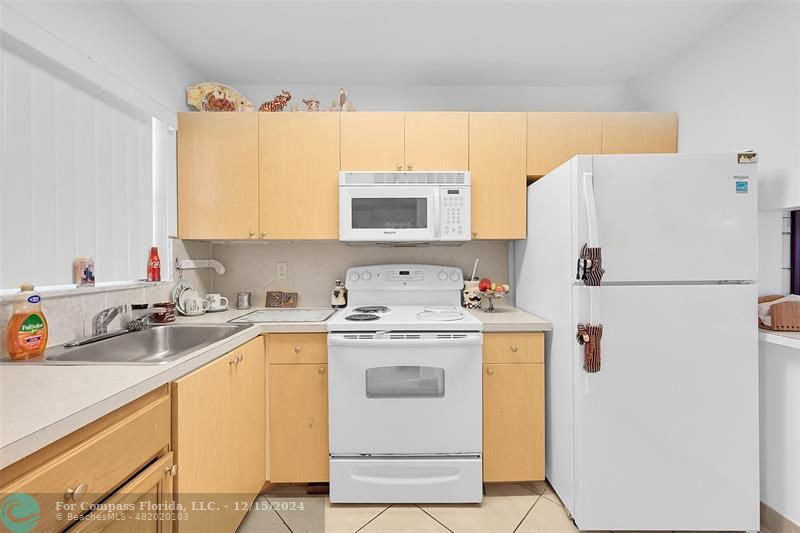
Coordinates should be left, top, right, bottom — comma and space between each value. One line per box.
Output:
735, 180, 749, 194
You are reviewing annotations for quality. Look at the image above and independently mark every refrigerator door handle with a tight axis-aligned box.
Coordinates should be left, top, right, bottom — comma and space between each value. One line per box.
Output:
582, 172, 600, 247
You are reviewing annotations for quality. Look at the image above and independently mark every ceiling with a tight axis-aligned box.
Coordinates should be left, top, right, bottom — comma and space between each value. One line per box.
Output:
125, 0, 749, 86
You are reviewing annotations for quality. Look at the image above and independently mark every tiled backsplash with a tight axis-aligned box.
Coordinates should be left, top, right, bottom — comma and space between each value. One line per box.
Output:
210, 241, 510, 307
0, 283, 174, 356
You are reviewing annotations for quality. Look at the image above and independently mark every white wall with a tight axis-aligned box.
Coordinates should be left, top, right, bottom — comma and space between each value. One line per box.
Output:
630, 2, 800, 212
1, 1, 201, 124
237, 84, 639, 112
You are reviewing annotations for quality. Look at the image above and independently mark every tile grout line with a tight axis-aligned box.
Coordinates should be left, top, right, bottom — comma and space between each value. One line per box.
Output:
512, 495, 542, 533
415, 505, 456, 533
354, 504, 393, 533
263, 494, 296, 533
517, 483, 544, 496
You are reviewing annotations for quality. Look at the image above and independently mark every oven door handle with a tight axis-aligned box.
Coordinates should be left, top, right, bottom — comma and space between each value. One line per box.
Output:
328, 334, 483, 348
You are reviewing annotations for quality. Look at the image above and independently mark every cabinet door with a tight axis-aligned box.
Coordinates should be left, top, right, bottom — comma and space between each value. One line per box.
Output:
404, 112, 469, 170
469, 112, 527, 239
601, 112, 678, 154
69, 452, 175, 533
259, 113, 340, 239
177, 113, 259, 239
341, 112, 404, 171
526, 112, 601, 177
172, 350, 238, 532
269, 364, 329, 482
231, 337, 266, 499
483, 363, 544, 482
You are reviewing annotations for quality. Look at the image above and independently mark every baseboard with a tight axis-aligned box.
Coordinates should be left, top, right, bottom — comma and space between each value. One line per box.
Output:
762, 502, 800, 533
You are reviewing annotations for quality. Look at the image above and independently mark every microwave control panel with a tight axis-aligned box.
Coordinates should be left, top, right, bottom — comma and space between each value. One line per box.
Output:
440, 187, 471, 241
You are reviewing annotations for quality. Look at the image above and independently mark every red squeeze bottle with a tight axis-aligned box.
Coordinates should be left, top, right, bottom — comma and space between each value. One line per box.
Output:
147, 247, 161, 282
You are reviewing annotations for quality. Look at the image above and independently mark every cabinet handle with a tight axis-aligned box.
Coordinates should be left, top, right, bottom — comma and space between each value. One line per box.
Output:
229, 356, 237, 366
237, 354, 243, 363
166, 464, 178, 477
396, 164, 402, 170
65, 483, 88, 501
511, 345, 519, 353
486, 368, 494, 376
471, 231, 478, 238
318, 367, 326, 375
249, 231, 256, 238
406, 164, 413, 171
294, 345, 302, 354
259, 232, 266, 238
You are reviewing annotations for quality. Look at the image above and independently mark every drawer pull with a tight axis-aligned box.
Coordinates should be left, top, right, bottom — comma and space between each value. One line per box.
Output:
166, 464, 178, 477
486, 368, 495, 376
237, 354, 243, 363
294, 345, 302, 353
318, 367, 326, 375
65, 483, 88, 501
511, 345, 519, 353
396, 164, 402, 170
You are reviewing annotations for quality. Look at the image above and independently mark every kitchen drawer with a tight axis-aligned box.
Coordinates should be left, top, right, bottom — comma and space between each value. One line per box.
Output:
1, 394, 170, 533
483, 332, 544, 364
268, 333, 327, 364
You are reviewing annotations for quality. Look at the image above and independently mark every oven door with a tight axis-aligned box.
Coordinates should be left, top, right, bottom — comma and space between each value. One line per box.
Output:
339, 186, 438, 241
328, 332, 482, 455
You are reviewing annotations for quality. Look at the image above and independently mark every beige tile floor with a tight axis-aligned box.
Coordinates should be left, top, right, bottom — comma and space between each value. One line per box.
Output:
238, 482, 773, 533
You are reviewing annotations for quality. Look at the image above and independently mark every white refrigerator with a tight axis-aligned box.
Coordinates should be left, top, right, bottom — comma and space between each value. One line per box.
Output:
514, 153, 759, 531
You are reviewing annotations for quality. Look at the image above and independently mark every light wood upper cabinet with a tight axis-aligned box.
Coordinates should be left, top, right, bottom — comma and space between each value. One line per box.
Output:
469, 112, 527, 240
526, 112, 602, 177
601, 112, 678, 154
259, 113, 340, 239
178, 113, 259, 239
172, 337, 265, 532
404, 112, 469, 170
341, 112, 405, 170
269, 362, 329, 482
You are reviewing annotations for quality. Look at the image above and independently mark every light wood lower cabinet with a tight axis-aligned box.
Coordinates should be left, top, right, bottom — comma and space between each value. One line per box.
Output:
0, 387, 171, 533
268, 333, 329, 483
172, 337, 265, 533
482, 332, 545, 482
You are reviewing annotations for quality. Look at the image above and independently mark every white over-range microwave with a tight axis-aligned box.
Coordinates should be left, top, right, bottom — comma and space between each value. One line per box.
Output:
339, 171, 471, 243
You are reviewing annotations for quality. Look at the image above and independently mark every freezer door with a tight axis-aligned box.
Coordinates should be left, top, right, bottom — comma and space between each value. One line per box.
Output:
571, 284, 759, 531
574, 153, 758, 283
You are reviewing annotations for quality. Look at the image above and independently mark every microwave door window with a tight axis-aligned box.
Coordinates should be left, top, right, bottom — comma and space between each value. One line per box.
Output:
351, 198, 428, 229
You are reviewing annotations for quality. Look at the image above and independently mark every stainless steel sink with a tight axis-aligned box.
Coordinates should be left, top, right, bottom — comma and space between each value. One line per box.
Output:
43, 324, 251, 365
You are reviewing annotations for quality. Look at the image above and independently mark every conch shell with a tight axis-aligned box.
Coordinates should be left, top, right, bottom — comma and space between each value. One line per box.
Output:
186, 83, 253, 112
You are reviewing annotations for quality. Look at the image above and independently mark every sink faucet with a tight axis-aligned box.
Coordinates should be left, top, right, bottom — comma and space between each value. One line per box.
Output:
125, 307, 168, 331
92, 305, 128, 335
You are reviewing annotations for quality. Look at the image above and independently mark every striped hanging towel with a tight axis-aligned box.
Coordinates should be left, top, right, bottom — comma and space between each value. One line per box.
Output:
576, 323, 604, 373
576, 244, 605, 286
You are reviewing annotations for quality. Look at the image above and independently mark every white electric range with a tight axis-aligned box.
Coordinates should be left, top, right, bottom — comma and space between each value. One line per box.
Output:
327, 264, 483, 504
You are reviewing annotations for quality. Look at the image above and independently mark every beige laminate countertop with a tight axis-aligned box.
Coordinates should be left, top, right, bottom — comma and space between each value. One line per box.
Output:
0, 306, 548, 469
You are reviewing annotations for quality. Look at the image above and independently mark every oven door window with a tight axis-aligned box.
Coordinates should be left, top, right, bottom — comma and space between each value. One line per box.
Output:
351, 198, 428, 229
365, 366, 445, 398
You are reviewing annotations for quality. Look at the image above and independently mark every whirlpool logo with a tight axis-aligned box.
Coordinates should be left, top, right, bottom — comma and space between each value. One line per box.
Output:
0, 493, 39, 533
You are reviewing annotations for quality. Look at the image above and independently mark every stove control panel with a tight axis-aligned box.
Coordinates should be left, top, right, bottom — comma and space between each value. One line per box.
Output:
345, 264, 464, 291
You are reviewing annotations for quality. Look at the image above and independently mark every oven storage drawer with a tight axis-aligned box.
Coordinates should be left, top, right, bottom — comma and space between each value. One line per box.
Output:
329, 457, 482, 503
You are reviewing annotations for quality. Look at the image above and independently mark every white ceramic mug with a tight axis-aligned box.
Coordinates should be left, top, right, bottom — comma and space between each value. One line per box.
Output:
182, 293, 211, 315
205, 293, 229, 309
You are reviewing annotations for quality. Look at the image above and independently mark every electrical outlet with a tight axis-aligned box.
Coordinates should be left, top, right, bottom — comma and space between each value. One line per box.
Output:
277, 262, 288, 280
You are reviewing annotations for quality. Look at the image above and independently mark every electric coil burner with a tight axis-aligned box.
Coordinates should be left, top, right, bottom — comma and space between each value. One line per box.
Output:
352, 306, 391, 314
344, 313, 380, 321
327, 264, 484, 505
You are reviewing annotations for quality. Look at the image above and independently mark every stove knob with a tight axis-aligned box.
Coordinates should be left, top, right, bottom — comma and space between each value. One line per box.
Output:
349, 271, 360, 282
361, 270, 373, 281
437, 270, 448, 281
449, 271, 461, 282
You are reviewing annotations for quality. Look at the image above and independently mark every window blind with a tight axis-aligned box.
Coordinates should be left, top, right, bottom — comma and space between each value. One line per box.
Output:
1, 33, 162, 289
